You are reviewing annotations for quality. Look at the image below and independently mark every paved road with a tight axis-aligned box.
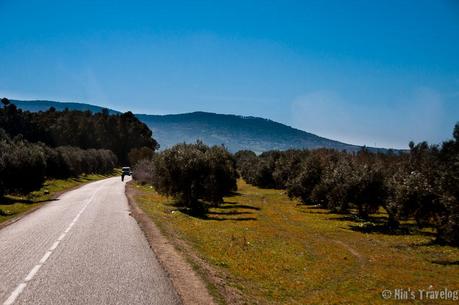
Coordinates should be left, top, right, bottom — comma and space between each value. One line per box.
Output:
0, 177, 181, 305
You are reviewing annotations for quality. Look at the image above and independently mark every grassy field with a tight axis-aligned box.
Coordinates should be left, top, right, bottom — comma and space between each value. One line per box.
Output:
0, 173, 113, 224
134, 179, 459, 305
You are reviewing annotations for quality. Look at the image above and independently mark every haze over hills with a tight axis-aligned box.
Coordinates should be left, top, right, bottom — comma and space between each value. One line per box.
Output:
135, 112, 366, 153
9, 99, 387, 153
11, 100, 120, 115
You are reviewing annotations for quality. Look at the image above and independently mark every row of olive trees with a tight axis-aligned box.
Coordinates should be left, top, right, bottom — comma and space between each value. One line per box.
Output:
0, 129, 117, 197
133, 142, 238, 214
235, 123, 459, 246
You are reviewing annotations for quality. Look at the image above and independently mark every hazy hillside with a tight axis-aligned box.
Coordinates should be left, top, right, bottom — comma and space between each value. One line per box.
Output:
9, 99, 381, 153
136, 112, 365, 153
10, 100, 120, 115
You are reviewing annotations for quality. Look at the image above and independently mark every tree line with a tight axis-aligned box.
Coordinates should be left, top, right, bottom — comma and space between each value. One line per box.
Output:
0, 98, 158, 164
0, 97, 160, 197
235, 123, 459, 246
0, 129, 117, 197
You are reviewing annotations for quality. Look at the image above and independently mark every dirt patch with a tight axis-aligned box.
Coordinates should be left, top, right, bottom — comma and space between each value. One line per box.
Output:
126, 182, 231, 305
333, 240, 367, 265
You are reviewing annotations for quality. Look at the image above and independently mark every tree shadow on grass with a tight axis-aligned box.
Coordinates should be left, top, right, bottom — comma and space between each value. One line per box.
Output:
323, 213, 436, 237
327, 215, 388, 224
301, 206, 330, 214
349, 223, 436, 237
219, 201, 261, 211
224, 191, 242, 197
204, 216, 257, 221
431, 260, 459, 265
180, 210, 257, 221
409, 239, 459, 249
349, 224, 407, 235
207, 211, 253, 216
175, 200, 258, 221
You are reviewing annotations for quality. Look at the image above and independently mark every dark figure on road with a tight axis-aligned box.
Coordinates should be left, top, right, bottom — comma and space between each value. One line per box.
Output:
121, 166, 131, 182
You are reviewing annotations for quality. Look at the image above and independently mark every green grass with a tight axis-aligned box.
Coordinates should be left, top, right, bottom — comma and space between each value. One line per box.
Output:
0, 173, 113, 224
134, 180, 459, 305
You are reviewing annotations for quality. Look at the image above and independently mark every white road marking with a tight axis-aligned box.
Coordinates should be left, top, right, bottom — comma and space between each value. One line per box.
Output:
39, 251, 52, 264
65, 223, 74, 232
24, 265, 41, 282
2, 283, 26, 305
2, 184, 104, 305
49, 241, 60, 251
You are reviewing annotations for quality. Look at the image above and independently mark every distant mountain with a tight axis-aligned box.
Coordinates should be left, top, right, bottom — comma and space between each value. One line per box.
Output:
10, 100, 120, 115
136, 112, 369, 153
8, 99, 387, 153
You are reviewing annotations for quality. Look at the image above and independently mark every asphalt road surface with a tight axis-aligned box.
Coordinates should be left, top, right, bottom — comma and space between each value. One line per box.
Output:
0, 177, 181, 305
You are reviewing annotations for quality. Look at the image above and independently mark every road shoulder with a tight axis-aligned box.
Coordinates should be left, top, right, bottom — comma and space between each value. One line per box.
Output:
125, 182, 218, 305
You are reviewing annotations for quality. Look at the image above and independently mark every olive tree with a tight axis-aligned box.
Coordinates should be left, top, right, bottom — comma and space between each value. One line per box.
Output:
150, 142, 238, 213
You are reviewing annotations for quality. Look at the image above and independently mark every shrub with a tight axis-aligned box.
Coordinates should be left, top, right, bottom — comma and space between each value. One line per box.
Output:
0, 133, 46, 194
253, 151, 281, 188
346, 160, 386, 218
434, 124, 459, 245
287, 153, 324, 204
147, 142, 238, 213
315, 156, 354, 213
132, 158, 155, 185
272, 149, 309, 189
201, 145, 238, 204
234, 150, 258, 184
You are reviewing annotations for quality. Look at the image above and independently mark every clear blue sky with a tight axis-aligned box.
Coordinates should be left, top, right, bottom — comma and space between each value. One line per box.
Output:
1, 0, 458, 148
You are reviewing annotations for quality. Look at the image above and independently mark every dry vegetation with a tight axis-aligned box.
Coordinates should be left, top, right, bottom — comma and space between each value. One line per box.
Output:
134, 179, 459, 305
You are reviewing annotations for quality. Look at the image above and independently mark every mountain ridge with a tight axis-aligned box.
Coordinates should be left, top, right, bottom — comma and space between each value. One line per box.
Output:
8, 99, 389, 153
11, 99, 121, 115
